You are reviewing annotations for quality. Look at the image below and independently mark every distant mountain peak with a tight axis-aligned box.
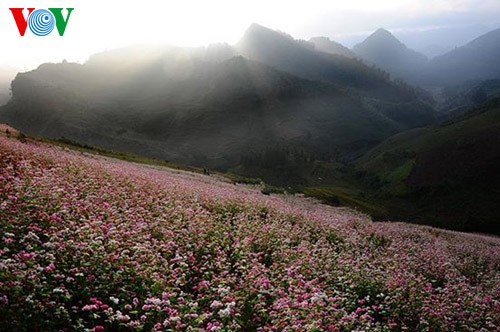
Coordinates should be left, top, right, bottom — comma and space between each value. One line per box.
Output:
247, 23, 269, 32
240, 23, 294, 43
362, 28, 403, 47
374, 28, 393, 36
353, 28, 428, 82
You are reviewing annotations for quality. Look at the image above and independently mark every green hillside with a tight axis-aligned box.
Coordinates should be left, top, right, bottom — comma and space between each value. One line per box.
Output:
357, 97, 500, 233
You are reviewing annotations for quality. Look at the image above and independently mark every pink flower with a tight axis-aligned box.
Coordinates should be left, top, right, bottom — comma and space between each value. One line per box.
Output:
94, 326, 104, 332
258, 277, 271, 288
44, 263, 56, 272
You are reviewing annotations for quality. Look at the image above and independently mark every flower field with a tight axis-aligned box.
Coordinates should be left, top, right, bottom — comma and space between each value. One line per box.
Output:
0, 134, 499, 331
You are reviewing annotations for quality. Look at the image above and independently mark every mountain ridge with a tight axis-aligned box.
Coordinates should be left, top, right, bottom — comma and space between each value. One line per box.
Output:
309, 36, 355, 58
353, 28, 428, 82
420, 28, 500, 85
0, 24, 438, 171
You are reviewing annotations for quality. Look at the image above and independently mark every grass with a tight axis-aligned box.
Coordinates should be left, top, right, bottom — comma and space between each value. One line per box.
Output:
50, 137, 204, 174
303, 186, 388, 220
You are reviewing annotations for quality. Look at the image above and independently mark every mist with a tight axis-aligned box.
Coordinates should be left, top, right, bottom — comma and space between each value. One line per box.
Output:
1, 0, 500, 69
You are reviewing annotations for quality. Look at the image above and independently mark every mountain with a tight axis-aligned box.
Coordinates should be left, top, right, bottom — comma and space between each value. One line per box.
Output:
0, 92, 9, 106
357, 97, 500, 233
0, 24, 438, 174
0, 47, 410, 171
436, 79, 500, 117
353, 28, 428, 82
309, 36, 355, 58
421, 28, 500, 86
393, 24, 496, 58
236, 24, 436, 128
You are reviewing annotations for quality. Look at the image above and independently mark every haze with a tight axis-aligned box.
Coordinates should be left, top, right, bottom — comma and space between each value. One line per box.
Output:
0, 0, 498, 70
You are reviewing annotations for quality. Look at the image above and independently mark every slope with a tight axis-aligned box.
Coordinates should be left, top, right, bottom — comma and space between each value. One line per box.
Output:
421, 28, 500, 86
1, 128, 499, 331
309, 36, 356, 58
0, 48, 401, 170
236, 24, 436, 129
358, 97, 500, 233
353, 28, 428, 83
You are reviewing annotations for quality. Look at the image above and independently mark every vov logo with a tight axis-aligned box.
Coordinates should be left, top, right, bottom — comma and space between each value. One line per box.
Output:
10, 8, 74, 36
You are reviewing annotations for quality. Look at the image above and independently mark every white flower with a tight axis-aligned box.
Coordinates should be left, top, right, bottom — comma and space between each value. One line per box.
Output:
42, 242, 55, 249
218, 307, 231, 318
217, 286, 230, 296
210, 300, 223, 309
116, 311, 130, 322
109, 296, 120, 304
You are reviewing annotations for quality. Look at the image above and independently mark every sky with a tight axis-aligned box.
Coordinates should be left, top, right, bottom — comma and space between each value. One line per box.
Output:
0, 0, 500, 71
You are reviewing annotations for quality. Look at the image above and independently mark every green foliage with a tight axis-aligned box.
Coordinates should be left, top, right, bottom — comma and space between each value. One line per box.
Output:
224, 173, 262, 185
303, 186, 387, 220
261, 185, 286, 196
16, 131, 27, 143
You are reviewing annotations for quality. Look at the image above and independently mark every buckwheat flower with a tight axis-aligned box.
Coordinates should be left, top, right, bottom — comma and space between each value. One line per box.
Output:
217, 286, 230, 296
23, 232, 40, 243
207, 322, 221, 331
218, 307, 231, 318
210, 300, 223, 309
146, 297, 161, 305
45, 263, 56, 273
42, 242, 55, 249
82, 304, 98, 311
109, 296, 120, 304
116, 311, 130, 322
127, 321, 140, 328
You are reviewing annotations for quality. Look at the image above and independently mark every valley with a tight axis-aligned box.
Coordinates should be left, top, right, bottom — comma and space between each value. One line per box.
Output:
2, 23, 500, 234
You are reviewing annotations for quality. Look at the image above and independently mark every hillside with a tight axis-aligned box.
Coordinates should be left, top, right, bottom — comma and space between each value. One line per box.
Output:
0, 52, 408, 170
393, 24, 494, 58
309, 37, 355, 58
353, 28, 428, 83
1, 130, 499, 331
421, 28, 500, 86
437, 79, 500, 117
236, 24, 435, 125
0, 25, 438, 174
357, 97, 500, 233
